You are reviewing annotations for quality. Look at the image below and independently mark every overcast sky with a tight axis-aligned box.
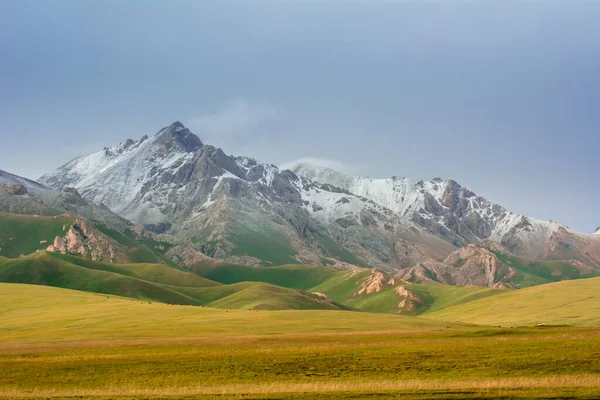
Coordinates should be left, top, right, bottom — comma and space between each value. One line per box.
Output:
1, 1, 599, 233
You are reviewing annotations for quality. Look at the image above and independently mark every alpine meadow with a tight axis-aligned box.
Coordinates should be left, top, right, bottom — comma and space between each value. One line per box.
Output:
1, 1, 600, 399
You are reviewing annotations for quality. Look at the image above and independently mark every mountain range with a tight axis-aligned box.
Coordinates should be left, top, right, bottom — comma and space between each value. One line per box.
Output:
1, 121, 598, 289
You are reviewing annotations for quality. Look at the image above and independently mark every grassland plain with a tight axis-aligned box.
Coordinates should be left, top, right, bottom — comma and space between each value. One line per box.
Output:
424, 276, 600, 326
1, 283, 600, 399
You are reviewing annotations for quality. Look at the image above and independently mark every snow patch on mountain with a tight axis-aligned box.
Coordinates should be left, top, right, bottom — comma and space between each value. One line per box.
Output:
289, 162, 565, 247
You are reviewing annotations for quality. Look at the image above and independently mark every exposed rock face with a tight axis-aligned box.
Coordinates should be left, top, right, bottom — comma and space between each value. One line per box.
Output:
46, 218, 118, 262
308, 291, 337, 307
0, 184, 28, 196
0, 170, 49, 196
290, 163, 600, 268
397, 236, 600, 289
397, 244, 514, 289
35, 122, 599, 273
395, 285, 423, 314
356, 269, 385, 295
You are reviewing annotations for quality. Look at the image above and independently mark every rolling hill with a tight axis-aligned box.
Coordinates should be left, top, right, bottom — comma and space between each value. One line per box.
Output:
424, 276, 600, 326
0, 211, 179, 266
194, 263, 504, 315
0, 252, 346, 311
0, 283, 461, 344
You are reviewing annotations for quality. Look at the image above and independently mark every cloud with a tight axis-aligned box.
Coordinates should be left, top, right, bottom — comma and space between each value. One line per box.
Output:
185, 98, 286, 150
280, 157, 359, 176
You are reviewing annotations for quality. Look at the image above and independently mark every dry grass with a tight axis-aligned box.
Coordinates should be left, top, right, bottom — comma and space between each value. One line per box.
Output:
425, 276, 600, 326
1, 375, 600, 398
2, 283, 600, 399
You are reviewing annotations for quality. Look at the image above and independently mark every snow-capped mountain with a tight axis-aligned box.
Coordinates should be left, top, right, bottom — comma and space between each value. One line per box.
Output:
289, 162, 600, 265
38, 122, 600, 273
40, 122, 454, 269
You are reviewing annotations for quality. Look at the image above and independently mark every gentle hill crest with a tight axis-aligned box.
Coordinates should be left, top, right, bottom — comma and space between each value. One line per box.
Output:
424, 276, 600, 326
0, 252, 348, 311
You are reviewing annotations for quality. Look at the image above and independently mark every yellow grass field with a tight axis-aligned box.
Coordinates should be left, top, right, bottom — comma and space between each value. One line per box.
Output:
2, 283, 600, 399
425, 277, 600, 326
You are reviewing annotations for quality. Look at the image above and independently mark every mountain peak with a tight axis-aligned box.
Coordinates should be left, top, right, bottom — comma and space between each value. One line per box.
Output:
155, 122, 203, 153
594, 226, 600, 235
287, 162, 349, 183
169, 121, 185, 129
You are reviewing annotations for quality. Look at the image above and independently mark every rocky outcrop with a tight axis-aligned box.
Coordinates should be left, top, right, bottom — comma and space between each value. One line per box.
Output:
397, 244, 515, 289
46, 218, 118, 262
309, 291, 337, 307
356, 269, 385, 295
0, 184, 28, 196
395, 285, 424, 314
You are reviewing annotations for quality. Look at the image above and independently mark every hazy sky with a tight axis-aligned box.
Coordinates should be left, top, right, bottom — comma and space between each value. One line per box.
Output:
1, 1, 599, 233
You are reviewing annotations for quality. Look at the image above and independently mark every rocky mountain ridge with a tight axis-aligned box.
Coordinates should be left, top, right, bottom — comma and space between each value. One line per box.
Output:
290, 163, 600, 266
35, 122, 600, 285
39, 122, 454, 270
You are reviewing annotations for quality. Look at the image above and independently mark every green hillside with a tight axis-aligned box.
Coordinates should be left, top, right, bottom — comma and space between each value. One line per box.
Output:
490, 250, 599, 287
0, 252, 202, 305
0, 213, 74, 258
0, 252, 345, 311
0, 211, 180, 267
193, 262, 339, 289
0, 283, 460, 343
195, 263, 503, 315
424, 276, 600, 326
94, 223, 180, 266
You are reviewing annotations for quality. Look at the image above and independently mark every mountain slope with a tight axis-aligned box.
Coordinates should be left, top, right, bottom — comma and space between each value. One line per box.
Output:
424, 276, 600, 326
38, 122, 598, 273
0, 212, 177, 265
290, 162, 600, 268
0, 283, 458, 344
40, 122, 454, 270
0, 168, 131, 230
396, 241, 600, 288
0, 169, 50, 196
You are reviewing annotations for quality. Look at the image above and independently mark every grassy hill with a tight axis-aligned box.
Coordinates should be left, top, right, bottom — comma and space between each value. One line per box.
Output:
193, 262, 339, 289
0, 211, 180, 267
0, 283, 457, 343
195, 263, 504, 315
0, 253, 345, 311
495, 251, 600, 287
94, 223, 181, 266
0, 213, 74, 258
424, 276, 600, 326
